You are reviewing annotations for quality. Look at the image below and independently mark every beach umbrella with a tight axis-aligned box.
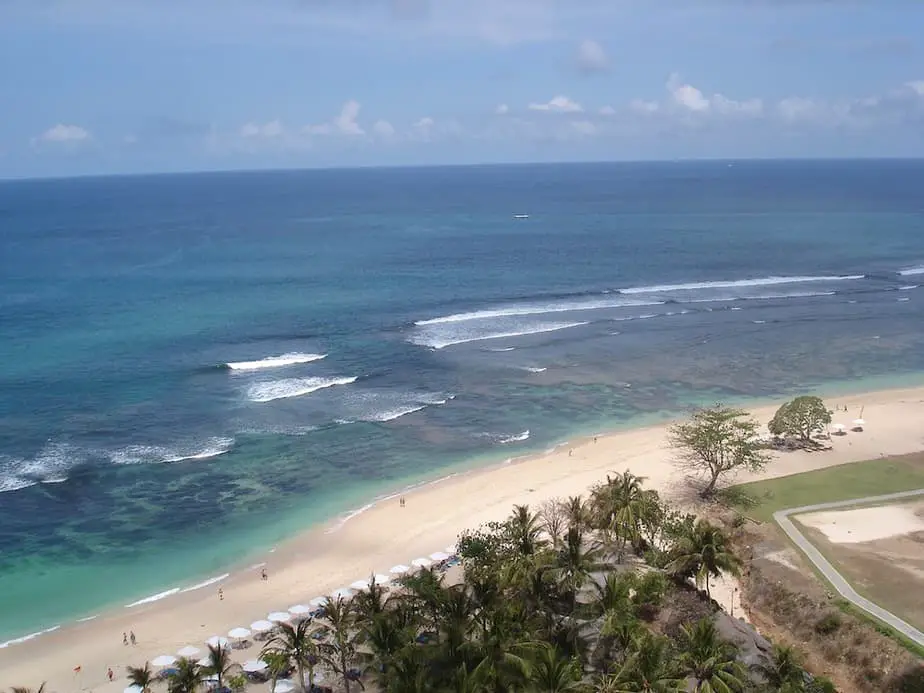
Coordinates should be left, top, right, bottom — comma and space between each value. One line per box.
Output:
206, 635, 230, 648
151, 655, 177, 668
250, 619, 274, 632
242, 659, 268, 673
177, 645, 200, 657
203, 674, 219, 684
411, 557, 432, 569
308, 596, 327, 607
853, 418, 866, 428
372, 573, 391, 585
445, 544, 458, 554
124, 686, 142, 693
289, 604, 312, 617
268, 611, 292, 623
228, 627, 251, 640
332, 587, 355, 600
275, 681, 295, 693
196, 656, 211, 667
832, 423, 846, 433
390, 564, 410, 575
350, 579, 370, 591
429, 551, 450, 562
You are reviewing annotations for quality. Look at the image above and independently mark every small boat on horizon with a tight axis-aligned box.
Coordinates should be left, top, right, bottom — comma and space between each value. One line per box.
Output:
513, 214, 529, 219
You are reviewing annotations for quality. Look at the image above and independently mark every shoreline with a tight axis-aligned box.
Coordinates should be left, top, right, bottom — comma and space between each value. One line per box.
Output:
3, 383, 924, 689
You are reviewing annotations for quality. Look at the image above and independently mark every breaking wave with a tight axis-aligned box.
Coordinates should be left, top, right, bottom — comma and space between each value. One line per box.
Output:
412, 321, 589, 350
0, 443, 83, 494
898, 265, 924, 277
247, 376, 357, 403
499, 430, 530, 444
415, 298, 661, 325
109, 437, 234, 465
223, 352, 327, 371
0, 625, 60, 650
619, 274, 864, 295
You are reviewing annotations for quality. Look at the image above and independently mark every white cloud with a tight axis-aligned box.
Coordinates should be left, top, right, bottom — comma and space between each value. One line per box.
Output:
334, 99, 364, 136
598, 105, 616, 116
414, 117, 435, 129
528, 95, 583, 113
495, 103, 509, 115
372, 119, 395, 138
576, 39, 608, 73
776, 97, 821, 123
38, 124, 91, 143
240, 120, 284, 138
571, 120, 597, 136
666, 73, 762, 117
629, 99, 659, 115
907, 80, 924, 96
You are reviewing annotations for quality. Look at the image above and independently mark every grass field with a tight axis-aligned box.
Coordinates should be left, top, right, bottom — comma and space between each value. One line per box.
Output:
724, 452, 924, 522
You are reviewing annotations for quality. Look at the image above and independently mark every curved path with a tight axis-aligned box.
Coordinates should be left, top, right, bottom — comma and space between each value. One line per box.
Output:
773, 489, 924, 647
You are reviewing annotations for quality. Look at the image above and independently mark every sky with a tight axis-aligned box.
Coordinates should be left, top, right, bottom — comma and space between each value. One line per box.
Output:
1, 0, 924, 178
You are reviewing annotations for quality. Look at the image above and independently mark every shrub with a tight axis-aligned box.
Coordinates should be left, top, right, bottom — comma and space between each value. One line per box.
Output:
814, 611, 843, 635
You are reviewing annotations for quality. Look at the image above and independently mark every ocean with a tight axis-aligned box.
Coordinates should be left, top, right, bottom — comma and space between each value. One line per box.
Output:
1, 159, 923, 644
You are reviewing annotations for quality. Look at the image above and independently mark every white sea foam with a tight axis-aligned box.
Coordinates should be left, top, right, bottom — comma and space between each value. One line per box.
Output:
110, 437, 234, 465
415, 298, 662, 325
898, 265, 924, 276
371, 405, 427, 422
611, 313, 658, 322
0, 443, 82, 494
225, 352, 327, 371
0, 625, 60, 649
413, 321, 589, 350
898, 285, 919, 291
325, 502, 376, 534
247, 376, 357, 403
77, 615, 98, 623
752, 320, 767, 324
897, 297, 911, 302
620, 274, 864, 294
485, 346, 516, 352
499, 430, 530, 444
125, 587, 180, 608
180, 573, 230, 593
520, 367, 547, 373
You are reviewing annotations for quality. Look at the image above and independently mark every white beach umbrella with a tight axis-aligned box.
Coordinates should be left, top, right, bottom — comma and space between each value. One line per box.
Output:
250, 619, 274, 632
228, 627, 251, 640
308, 596, 327, 607
411, 557, 432, 569
390, 564, 410, 575
268, 611, 292, 623
445, 544, 458, 554
372, 573, 392, 585
275, 681, 296, 693
832, 423, 846, 432
853, 418, 866, 427
350, 579, 370, 591
203, 674, 219, 684
429, 551, 450, 562
151, 654, 176, 668
124, 686, 142, 693
177, 645, 200, 657
332, 587, 355, 600
196, 656, 211, 667
242, 659, 268, 673
206, 635, 230, 648
289, 604, 312, 617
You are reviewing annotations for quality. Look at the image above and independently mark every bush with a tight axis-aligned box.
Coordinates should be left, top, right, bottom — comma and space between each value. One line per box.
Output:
886, 662, 924, 693
227, 674, 248, 692
814, 611, 843, 635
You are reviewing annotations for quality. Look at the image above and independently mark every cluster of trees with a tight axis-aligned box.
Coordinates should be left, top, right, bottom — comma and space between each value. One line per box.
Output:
123, 644, 243, 693
100, 471, 830, 693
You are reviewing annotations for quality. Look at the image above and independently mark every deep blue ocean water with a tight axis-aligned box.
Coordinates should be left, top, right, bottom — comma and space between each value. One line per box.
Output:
1, 160, 924, 643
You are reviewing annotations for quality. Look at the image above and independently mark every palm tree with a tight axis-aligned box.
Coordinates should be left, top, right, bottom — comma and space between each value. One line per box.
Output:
750, 644, 806, 692
467, 636, 535, 693
401, 567, 447, 639
204, 643, 235, 690
509, 504, 548, 558
592, 472, 647, 552
529, 644, 583, 692
261, 652, 291, 693
588, 572, 634, 620
666, 519, 741, 599
610, 632, 684, 692
262, 617, 317, 691
564, 495, 589, 535
677, 618, 747, 693
167, 656, 204, 693
125, 663, 155, 693
353, 574, 391, 622
318, 594, 360, 693
10, 686, 45, 693
556, 526, 603, 610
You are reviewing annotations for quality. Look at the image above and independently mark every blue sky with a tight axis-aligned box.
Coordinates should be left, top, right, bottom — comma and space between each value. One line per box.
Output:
2, 0, 923, 178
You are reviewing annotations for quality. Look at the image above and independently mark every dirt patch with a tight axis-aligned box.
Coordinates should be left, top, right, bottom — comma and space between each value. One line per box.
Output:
796, 500, 924, 543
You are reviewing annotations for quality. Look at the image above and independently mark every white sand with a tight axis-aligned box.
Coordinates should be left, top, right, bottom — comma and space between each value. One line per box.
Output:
2, 385, 924, 690
797, 504, 924, 544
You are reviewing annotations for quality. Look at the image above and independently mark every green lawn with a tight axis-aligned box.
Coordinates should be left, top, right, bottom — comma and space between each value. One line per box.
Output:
724, 452, 924, 522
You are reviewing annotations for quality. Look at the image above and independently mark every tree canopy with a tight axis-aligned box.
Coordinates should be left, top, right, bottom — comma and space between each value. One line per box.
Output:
768, 396, 832, 443
668, 405, 771, 498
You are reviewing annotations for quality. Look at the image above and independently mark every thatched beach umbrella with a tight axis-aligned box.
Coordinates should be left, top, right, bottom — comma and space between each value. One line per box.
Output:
853, 418, 865, 430
332, 587, 355, 600
275, 681, 295, 693
242, 659, 268, 673
372, 573, 391, 585
228, 627, 251, 640
288, 604, 312, 618
429, 551, 450, 562
308, 596, 327, 608
205, 635, 230, 648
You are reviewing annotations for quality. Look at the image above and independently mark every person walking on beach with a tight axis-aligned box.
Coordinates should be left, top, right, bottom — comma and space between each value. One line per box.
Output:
130, 630, 136, 646
123, 632, 128, 646
399, 497, 405, 508
261, 568, 268, 581
107, 667, 114, 682
218, 587, 224, 601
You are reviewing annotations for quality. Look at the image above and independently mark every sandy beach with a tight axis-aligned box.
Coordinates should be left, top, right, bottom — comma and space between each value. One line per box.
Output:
3, 386, 924, 691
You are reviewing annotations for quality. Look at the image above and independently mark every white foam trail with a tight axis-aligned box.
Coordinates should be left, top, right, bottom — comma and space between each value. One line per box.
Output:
899, 266, 924, 276
899, 285, 919, 291
225, 352, 327, 371
111, 438, 234, 466
180, 573, 230, 593
370, 405, 426, 422
897, 297, 910, 302
752, 320, 767, 324
485, 347, 516, 352
620, 275, 864, 294
125, 588, 180, 608
0, 625, 60, 649
164, 437, 234, 462
520, 367, 547, 373
415, 299, 662, 325
77, 615, 98, 623
0, 442, 81, 494
248, 376, 357, 403
414, 321, 588, 350
325, 502, 376, 534
0, 476, 36, 493
612, 314, 658, 322
499, 430, 530, 444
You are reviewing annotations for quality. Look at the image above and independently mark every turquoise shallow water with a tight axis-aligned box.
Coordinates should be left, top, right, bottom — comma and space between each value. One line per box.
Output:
1, 160, 924, 643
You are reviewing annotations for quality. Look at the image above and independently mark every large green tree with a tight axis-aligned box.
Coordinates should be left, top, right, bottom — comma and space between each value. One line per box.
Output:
677, 618, 748, 693
768, 396, 831, 443
668, 405, 770, 497
666, 519, 741, 599
125, 663, 155, 693
167, 657, 204, 693
261, 617, 318, 691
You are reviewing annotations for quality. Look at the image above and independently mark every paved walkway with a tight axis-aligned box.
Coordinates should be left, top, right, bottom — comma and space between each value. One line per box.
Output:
773, 489, 924, 647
